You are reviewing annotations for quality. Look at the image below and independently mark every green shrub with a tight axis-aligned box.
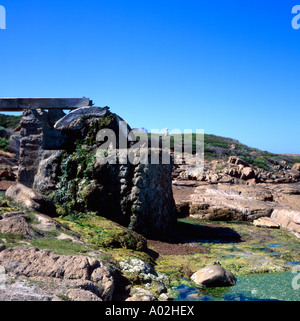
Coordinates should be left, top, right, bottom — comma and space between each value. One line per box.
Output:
0, 114, 22, 129
240, 156, 270, 171
0, 137, 9, 151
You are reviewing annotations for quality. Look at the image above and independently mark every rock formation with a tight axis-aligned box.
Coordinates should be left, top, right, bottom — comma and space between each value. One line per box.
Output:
271, 208, 300, 238
6, 183, 57, 216
0, 245, 118, 301
173, 180, 300, 237
175, 156, 300, 184
7, 107, 176, 239
292, 163, 300, 172
17, 109, 66, 187
191, 265, 236, 287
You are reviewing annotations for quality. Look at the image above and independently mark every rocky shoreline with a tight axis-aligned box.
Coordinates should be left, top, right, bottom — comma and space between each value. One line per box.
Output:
0, 108, 299, 301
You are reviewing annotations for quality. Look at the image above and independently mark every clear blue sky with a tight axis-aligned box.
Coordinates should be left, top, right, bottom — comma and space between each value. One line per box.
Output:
0, 0, 299, 154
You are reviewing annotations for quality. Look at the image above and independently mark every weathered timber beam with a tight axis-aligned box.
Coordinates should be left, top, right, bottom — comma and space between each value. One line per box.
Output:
0, 97, 92, 111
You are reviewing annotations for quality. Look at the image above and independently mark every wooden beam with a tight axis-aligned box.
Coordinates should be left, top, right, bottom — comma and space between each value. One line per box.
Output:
0, 97, 92, 111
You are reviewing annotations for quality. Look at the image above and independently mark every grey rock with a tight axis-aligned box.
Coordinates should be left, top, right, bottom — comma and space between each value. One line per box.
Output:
126, 287, 157, 301
119, 258, 158, 277
66, 289, 102, 301
191, 265, 236, 287
158, 293, 173, 301
33, 150, 65, 195
228, 156, 249, 167
0, 216, 34, 236
0, 280, 55, 301
54, 106, 109, 130
5, 183, 57, 216
0, 246, 116, 301
18, 109, 67, 188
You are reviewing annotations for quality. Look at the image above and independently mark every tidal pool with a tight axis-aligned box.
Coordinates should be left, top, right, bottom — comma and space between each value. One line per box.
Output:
176, 271, 300, 301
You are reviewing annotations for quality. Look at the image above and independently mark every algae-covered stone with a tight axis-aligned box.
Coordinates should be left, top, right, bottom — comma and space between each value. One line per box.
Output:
58, 214, 147, 251
51, 137, 175, 239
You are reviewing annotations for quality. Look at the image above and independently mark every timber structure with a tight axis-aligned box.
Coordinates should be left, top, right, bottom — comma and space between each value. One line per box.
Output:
0, 97, 92, 111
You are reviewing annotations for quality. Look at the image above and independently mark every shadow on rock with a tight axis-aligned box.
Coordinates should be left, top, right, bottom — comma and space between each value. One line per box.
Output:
173, 221, 242, 244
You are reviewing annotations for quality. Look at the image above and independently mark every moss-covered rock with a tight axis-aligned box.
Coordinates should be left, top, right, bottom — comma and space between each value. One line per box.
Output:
50, 123, 176, 238
57, 214, 147, 251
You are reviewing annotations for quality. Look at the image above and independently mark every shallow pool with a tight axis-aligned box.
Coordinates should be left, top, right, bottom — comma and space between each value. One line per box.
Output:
175, 271, 300, 301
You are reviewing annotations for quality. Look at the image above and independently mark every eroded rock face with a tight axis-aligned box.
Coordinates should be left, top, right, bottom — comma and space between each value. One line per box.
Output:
51, 147, 176, 239
16, 107, 176, 239
0, 246, 116, 301
0, 215, 34, 236
189, 185, 277, 221
17, 109, 67, 188
54, 106, 109, 130
173, 181, 300, 237
33, 150, 64, 195
271, 209, 300, 237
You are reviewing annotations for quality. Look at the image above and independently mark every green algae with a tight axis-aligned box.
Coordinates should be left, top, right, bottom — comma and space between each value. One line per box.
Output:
30, 237, 93, 256
154, 218, 300, 284
52, 147, 98, 216
57, 213, 146, 251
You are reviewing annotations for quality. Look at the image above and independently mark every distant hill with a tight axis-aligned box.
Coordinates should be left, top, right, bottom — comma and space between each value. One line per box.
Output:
132, 130, 300, 170
0, 113, 22, 129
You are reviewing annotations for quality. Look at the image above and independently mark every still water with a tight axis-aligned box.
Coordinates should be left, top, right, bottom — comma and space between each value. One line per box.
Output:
176, 271, 300, 301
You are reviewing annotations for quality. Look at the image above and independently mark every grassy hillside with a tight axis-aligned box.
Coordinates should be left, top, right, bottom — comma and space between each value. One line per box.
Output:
0, 113, 22, 129
0, 114, 21, 153
132, 131, 300, 169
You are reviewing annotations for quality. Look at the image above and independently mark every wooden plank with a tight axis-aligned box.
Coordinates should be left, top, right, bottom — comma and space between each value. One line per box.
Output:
0, 97, 92, 111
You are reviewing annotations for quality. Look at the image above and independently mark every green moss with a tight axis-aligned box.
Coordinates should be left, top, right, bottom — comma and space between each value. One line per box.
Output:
52, 148, 98, 216
30, 237, 93, 256
57, 214, 146, 251
0, 137, 9, 151
83, 114, 116, 146
108, 248, 156, 267
56, 293, 71, 301
0, 232, 27, 247
0, 198, 20, 214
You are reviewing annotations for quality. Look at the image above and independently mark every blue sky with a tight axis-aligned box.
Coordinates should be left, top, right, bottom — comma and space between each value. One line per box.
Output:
0, 0, 299, 154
